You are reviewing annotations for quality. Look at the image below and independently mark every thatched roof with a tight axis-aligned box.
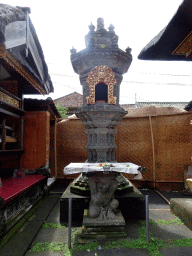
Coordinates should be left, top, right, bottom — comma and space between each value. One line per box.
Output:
0, 4, 53, 94
138, 0, 192, 61
0, 4, 26, 42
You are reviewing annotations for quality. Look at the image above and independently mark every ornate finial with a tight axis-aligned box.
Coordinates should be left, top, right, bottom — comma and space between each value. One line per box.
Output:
108, 24, 115, 33
111, 35, 118, 48
97, 17, 105, 30
125, 47, 132, 54
70, 46, 77, 55
89, 23, 95, 32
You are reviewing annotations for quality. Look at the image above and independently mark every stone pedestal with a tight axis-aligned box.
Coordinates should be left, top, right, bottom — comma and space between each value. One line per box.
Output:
70, 172, 134, 197
60, 177, 145, 223
81, 209, 127, 240
76, 102, 127, 162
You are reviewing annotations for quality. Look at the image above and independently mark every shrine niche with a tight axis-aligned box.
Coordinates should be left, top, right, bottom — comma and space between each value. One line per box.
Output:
86, 66, 117, 105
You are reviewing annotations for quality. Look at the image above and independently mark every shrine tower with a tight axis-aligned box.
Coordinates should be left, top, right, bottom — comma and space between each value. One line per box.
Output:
70, 18, 132, 162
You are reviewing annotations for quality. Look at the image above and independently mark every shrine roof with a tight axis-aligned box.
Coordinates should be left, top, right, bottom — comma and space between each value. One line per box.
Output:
138, 0, 192, 61
0, 4, 53, 94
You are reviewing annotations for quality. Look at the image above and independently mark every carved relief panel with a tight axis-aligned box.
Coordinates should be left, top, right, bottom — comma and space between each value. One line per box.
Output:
86, 65, 117, 105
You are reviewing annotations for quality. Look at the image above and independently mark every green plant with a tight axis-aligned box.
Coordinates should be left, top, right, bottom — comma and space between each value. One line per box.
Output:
42, 222, 67, 228
31, 242, 73, 255
140, 217, 184, 226
31, 242, 69, 252
55, 102, 68, 118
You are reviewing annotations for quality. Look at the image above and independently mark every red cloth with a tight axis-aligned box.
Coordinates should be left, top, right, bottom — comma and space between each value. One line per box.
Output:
0, 175, 46, 203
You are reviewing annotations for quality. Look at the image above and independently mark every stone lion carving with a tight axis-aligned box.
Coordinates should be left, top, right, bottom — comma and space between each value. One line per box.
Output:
88, 172, 119, 220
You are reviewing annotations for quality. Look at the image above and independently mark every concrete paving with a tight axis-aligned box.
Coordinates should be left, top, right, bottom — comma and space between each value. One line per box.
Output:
160, 247, 192, 256
1, 187, 192, 256
71, 248, 151, 256
171, 198, 192, 230
0, 196, 58, 256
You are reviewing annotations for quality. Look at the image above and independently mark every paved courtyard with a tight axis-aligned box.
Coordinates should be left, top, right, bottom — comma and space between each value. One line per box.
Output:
0, 185, 192, 256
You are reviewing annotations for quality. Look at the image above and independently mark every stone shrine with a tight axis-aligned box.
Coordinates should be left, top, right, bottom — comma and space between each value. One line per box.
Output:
70, 17, 132, 162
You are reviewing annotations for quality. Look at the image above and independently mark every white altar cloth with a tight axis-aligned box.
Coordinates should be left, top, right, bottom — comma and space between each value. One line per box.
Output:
64, 162, 143, 179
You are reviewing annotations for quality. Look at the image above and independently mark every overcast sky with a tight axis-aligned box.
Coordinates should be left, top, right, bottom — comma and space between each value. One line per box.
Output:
4, 0, 192, 103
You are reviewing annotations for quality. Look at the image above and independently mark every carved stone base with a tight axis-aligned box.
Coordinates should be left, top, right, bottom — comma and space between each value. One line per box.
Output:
60, 178, 145, 223
70, 173, 133, 197
75, 102, 127, 162
81, 209, 127, 240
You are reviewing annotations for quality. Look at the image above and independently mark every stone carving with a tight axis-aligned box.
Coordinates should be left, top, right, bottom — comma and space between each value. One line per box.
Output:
76, 102, 126, 162
86, 65, 117, 105
88, 172, 119, 219
97, 17, 105, 31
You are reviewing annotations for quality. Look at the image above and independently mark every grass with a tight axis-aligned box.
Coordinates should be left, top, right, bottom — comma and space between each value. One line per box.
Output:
144, 217, 184, 226
42, 221, 67, 228
31, 242, 72, 255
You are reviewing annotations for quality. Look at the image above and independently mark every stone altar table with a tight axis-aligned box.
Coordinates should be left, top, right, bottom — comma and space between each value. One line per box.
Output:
62, 162, 144, 239
64, 162, 143, 179
63, 163, 143, 219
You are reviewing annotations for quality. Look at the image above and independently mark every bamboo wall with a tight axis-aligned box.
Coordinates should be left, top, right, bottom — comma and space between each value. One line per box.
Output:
57, 118, 87, 180
56, 112, 192, 191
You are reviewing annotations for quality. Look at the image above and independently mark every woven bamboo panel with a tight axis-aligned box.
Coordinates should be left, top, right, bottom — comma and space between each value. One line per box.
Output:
154, 113, 192, 185
56, 112, 192, 190
116, 117, 154, 181
57, 118, 87, 178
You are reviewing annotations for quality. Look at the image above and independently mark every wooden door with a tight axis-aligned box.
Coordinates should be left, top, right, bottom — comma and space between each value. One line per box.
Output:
22, 111, 50, 169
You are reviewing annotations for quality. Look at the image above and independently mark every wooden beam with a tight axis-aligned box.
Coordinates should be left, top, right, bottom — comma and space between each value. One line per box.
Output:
5, 136, 17, 143
0, 43, 6, 58
2, 50, 46, 95
172, 31, 192, 57
0, 108, 20, 118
